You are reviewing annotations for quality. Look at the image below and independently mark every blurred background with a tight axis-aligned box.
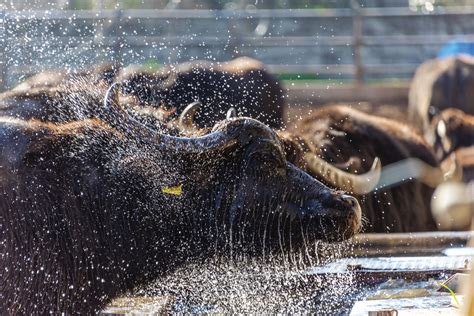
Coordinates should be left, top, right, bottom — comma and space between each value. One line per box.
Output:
1, 0, 474, 94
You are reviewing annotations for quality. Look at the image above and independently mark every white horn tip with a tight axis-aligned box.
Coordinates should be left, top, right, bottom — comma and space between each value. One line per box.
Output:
226, 107, 237, 120
371, 157, 382, 173
103, 82, 121, 109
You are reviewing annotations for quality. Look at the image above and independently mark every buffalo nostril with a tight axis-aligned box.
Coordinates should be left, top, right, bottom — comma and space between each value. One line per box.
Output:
339, 194, 359, 208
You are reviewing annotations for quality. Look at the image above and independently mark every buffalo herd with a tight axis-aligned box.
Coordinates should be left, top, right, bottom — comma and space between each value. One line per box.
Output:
0, 55, 472, 313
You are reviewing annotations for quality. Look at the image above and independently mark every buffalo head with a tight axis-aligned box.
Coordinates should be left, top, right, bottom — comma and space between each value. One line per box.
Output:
427, 108, 474, 161
103, 83, 362, 251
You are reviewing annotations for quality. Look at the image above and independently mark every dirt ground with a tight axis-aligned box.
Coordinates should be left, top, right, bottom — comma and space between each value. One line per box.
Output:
282, 81, 411, 129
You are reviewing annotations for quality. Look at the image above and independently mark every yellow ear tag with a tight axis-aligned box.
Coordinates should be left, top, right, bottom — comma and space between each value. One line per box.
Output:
161, 184, 183, 196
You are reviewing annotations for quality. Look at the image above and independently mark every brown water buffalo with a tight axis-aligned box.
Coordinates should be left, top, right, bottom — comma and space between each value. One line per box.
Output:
281, 105, 444, 233
408, 55, 474, 132
427, 108, 474, 182
0, 83, 360, 314
117, 56, 285, 129
427, 108, 474, 160
440, 147, 474, 183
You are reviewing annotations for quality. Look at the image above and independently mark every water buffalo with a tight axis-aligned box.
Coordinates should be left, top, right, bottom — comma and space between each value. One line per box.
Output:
117, 56, 285, 129
280, 105, 444, 233
0, 84, 360, 314
10, 64, 118, 93
0, 75, 170, 134
1, 81, 106, 123
427, 108, 474, 182
427, 108, 474, 160
408, 55, 474, 132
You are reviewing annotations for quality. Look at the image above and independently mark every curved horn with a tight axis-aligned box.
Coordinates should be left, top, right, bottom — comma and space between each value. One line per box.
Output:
304, 154, 382, 195
374, 154, 462, 190
158, 118, 282, 155
103, 82, 133, 129
102, 84, 280, 155
179, 101, 201, 131
226, 107, 237, 119
104, 82, 121, 111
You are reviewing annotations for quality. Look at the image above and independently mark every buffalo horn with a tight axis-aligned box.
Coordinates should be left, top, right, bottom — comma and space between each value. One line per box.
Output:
104, 82, 121, 108
370, 154, 462, 190
226, 107, 237, 119
179, 101, 201, 131
103, 84, 280, 155
304, 154, 382, 195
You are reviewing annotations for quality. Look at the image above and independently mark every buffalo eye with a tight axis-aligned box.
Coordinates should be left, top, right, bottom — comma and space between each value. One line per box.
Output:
249, 151, 286, 177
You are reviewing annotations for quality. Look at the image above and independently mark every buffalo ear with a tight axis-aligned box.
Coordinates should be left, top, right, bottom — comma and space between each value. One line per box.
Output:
428, 105, 439, 120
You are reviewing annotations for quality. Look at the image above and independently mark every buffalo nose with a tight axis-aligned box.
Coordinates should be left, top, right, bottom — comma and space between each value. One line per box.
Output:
339, 194, 358, 207
339, 194, 362, 230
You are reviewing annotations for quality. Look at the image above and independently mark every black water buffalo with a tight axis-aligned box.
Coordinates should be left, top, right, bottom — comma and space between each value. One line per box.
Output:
10, 64, 118, 93
408, 55, 474, 132
427, 108, 474, 182
1, 81, 107, 123
117, 56, 285, 129
0, 75, 169, 133
280, 105, 445, 233
0, 83, 360, 314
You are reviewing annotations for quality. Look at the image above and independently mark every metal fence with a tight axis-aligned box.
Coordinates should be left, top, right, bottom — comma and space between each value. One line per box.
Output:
1, 6, 474, 90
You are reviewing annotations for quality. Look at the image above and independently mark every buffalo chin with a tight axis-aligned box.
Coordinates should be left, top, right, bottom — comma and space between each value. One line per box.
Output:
283, 199, 361, 244
225, 160, 363, 255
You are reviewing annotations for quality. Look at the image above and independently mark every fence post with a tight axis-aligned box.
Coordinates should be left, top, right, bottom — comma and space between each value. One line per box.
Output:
351, 0, 364, 84
0, 9, 6, 91
225, 12, 243, 58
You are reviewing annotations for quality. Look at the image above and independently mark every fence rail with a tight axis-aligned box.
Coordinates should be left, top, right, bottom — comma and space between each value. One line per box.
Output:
2, 6, 474, 90
6, 6, 474, 19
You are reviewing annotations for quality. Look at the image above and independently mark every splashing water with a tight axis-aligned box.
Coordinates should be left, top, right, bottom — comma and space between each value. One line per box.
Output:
128, 241, 363, 314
